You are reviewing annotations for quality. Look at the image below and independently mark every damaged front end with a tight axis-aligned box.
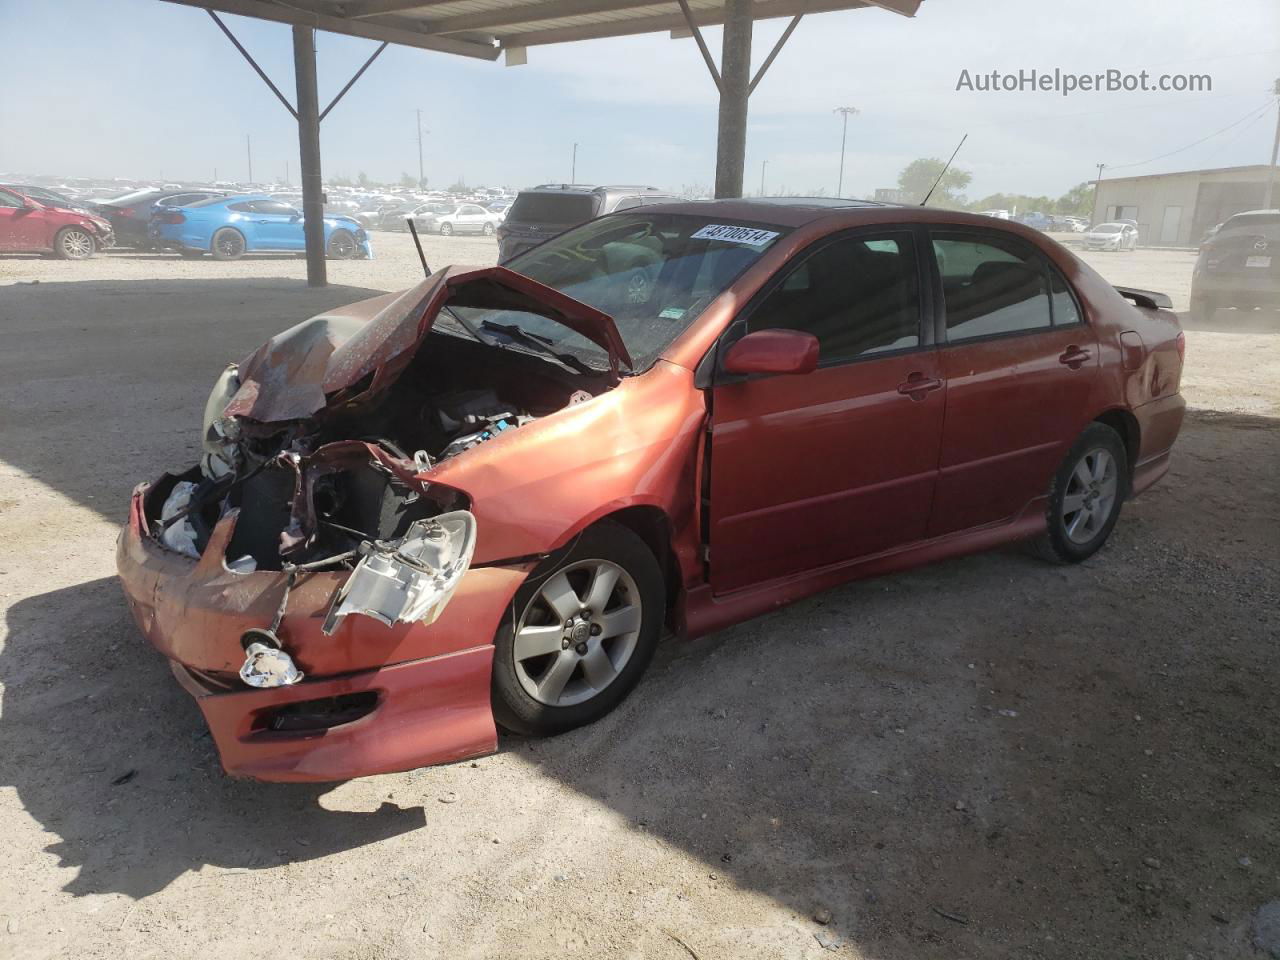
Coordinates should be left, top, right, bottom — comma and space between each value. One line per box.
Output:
118, 266, 625, 780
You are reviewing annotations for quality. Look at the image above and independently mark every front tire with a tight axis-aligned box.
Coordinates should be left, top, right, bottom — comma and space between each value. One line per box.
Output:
54, 227, 95, 260
211, 228, 245, 261
483, 222, 495, 237
492, 521, 665, 737
439, 222, 453, 237
1033, 423, 1128, 564
327, 229, 357, 259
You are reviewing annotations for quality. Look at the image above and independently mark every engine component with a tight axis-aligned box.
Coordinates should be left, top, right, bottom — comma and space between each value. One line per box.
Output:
322, 510, 477, 635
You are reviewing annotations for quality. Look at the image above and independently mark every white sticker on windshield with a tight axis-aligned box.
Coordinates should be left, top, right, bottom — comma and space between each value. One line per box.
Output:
690, 224, 780, 246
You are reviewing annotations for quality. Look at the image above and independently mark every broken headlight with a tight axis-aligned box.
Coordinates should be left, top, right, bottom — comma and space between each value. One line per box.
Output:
201, 362, 241, 480
321, 510, 477, 635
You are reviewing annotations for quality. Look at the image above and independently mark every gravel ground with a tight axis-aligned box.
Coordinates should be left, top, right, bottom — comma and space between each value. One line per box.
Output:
0, 235, 1276, 960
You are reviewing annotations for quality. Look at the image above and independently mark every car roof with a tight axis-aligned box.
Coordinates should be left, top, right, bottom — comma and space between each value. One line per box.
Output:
630, 196, 919, 228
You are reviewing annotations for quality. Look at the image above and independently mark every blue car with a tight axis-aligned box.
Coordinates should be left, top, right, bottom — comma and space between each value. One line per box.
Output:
149, 194, 372, 260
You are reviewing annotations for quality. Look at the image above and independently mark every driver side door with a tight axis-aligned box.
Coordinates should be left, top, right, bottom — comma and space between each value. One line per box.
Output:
248, 200, 303, 250
707, 228, 946, 593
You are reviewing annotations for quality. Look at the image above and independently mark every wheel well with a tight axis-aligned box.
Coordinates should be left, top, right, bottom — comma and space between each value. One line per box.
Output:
593, 506, 680, 629
1094, 409, 1140, 475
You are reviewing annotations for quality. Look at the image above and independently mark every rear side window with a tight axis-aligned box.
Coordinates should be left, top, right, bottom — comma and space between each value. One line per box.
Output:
228, 201, 254, 212
508, 192, 596, 224
933, 235, 1052, 342
748, 232, 922, 363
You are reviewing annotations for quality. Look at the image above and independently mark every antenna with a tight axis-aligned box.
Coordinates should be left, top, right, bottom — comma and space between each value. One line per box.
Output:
920, 134, 968, 206
407, 218, 430, 276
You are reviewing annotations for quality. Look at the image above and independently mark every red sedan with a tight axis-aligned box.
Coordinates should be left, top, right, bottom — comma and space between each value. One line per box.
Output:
0, 186, 113, 258
116, 200, 1185, 781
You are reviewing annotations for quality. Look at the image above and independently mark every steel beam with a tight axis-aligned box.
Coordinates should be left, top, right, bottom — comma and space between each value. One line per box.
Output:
748, 13, 800, 94
293, 26, 328, 288
714, 0, 752, 198
162, 0, 499, 59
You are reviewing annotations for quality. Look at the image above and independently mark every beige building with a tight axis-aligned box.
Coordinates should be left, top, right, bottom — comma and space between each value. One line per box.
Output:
1091, 164, 1277, 247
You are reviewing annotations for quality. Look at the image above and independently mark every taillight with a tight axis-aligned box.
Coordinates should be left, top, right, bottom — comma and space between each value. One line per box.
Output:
160, 211, 185, 224
1175, 332, 1185, 363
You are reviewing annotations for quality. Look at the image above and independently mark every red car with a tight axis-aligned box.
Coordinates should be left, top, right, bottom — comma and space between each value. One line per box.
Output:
0, 186, 113, 259
117, 200, 1185, 782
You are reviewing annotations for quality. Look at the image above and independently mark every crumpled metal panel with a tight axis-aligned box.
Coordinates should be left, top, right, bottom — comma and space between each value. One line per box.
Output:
225, 266, 630, 426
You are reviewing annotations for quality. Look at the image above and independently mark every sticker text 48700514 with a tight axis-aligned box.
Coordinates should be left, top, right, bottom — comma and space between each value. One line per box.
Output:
690, 224, 781, 247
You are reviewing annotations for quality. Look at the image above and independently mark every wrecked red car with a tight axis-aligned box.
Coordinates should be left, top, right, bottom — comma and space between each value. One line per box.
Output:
117, 200, 1186, 781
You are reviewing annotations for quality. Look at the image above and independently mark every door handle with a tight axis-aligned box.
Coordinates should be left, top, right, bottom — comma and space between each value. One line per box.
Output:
897, 373, 943, 399
1059, 345, 1092, 368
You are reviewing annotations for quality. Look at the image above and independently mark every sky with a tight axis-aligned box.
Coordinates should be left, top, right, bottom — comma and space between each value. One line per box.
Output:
0, 0, 1277, 201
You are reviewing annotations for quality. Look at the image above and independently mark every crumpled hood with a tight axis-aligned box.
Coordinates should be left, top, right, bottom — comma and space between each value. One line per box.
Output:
224, 265, 631, 424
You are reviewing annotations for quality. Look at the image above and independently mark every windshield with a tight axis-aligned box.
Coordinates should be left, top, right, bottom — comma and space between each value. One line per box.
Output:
445, 212, 788, 372
1093, 224, 1122, 234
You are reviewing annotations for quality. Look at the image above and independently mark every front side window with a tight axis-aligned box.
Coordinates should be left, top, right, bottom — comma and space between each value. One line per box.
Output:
747, 232, 922, 363
0, 190, 22, 209
933, 235, 1052, 342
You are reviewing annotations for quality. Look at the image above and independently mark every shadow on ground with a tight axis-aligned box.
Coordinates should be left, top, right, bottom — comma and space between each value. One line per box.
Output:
1, 413, 1276, 957
0, 277, 384, 525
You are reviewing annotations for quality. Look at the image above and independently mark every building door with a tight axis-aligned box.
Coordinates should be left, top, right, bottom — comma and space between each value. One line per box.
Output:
1160, 206, 1182, 244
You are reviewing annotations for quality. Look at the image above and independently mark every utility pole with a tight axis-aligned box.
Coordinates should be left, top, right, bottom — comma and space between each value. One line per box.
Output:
416, 109, 426, 190
760, 159, 768, 195
571, 142, 578, 183
246, 134, 253, 184
1093, 162, 1106, 224
834, 106, 859, 197
1263, 78, 1280, 209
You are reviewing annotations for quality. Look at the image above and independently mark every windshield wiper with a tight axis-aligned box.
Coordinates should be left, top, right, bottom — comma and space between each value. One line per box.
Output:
441, 305, 494, 346
478, 320, 595, 376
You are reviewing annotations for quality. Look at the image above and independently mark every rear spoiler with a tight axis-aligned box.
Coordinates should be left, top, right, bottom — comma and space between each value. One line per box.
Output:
1115, 286, 1172, 310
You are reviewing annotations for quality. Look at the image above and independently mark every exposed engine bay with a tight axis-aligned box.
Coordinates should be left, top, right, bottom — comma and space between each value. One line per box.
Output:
148, 332, 608, 573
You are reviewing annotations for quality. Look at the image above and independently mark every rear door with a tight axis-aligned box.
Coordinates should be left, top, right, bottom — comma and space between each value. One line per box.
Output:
457, 204, 489, 233
926, 230, 1099, 537
708, 228, 945, 593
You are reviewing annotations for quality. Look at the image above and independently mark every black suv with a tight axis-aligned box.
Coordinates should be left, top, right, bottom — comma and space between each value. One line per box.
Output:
1190, 209, 1280, 322
496, 184, 682, 262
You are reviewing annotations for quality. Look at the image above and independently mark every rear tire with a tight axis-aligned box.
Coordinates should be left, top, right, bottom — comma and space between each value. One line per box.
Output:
1188, 294, 1216, 324
53, 227, 95, 260
492, 521, 664, 737
211, 228, 245, 261
1032, 423, 1128, 564
483, 222, 495, 237
439, 222, 453, 237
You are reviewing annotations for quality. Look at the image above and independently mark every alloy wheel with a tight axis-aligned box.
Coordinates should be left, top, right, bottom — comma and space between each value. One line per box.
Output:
512, 559, 643, 707
216, 231, 244, 258
61, 230, 94, 259
329, 232, 355, 259
1062, 448, 1118, 545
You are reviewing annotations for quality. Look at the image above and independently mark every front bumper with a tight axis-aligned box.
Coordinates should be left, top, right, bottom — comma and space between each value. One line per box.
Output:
116, 482, 531, 781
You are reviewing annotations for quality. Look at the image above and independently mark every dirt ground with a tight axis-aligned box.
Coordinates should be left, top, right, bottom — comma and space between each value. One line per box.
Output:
0, 233, 1276, 960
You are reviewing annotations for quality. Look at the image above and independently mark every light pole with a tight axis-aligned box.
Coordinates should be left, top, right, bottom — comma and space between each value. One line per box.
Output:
1092, 162, 1106, 224
571, 142, 578, 183
416, 109, 429, 190
1262, 78, 1280, 209
760, 159, 768, 196
834, 106, 859, 197
246, 134, 253, 184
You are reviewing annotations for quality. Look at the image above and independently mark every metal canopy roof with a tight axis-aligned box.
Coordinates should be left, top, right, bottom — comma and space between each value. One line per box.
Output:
161, 0, 918, 61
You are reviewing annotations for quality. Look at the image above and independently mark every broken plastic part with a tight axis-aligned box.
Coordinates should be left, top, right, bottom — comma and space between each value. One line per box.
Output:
201, 363, 241, 481
239, 629, 304, 688
322, 510, 477, 636
159, 481, 201, 559
227, 554, 258, 574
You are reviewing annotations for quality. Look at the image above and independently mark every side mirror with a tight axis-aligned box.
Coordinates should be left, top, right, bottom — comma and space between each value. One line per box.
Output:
722, 329, 819, 377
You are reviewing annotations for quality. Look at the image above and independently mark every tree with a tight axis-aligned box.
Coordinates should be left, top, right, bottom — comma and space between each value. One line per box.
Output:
357, 171, 370, 188
1055, 182, 1094, 218
897, 157, 971, 207
399, 172, 416, 188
